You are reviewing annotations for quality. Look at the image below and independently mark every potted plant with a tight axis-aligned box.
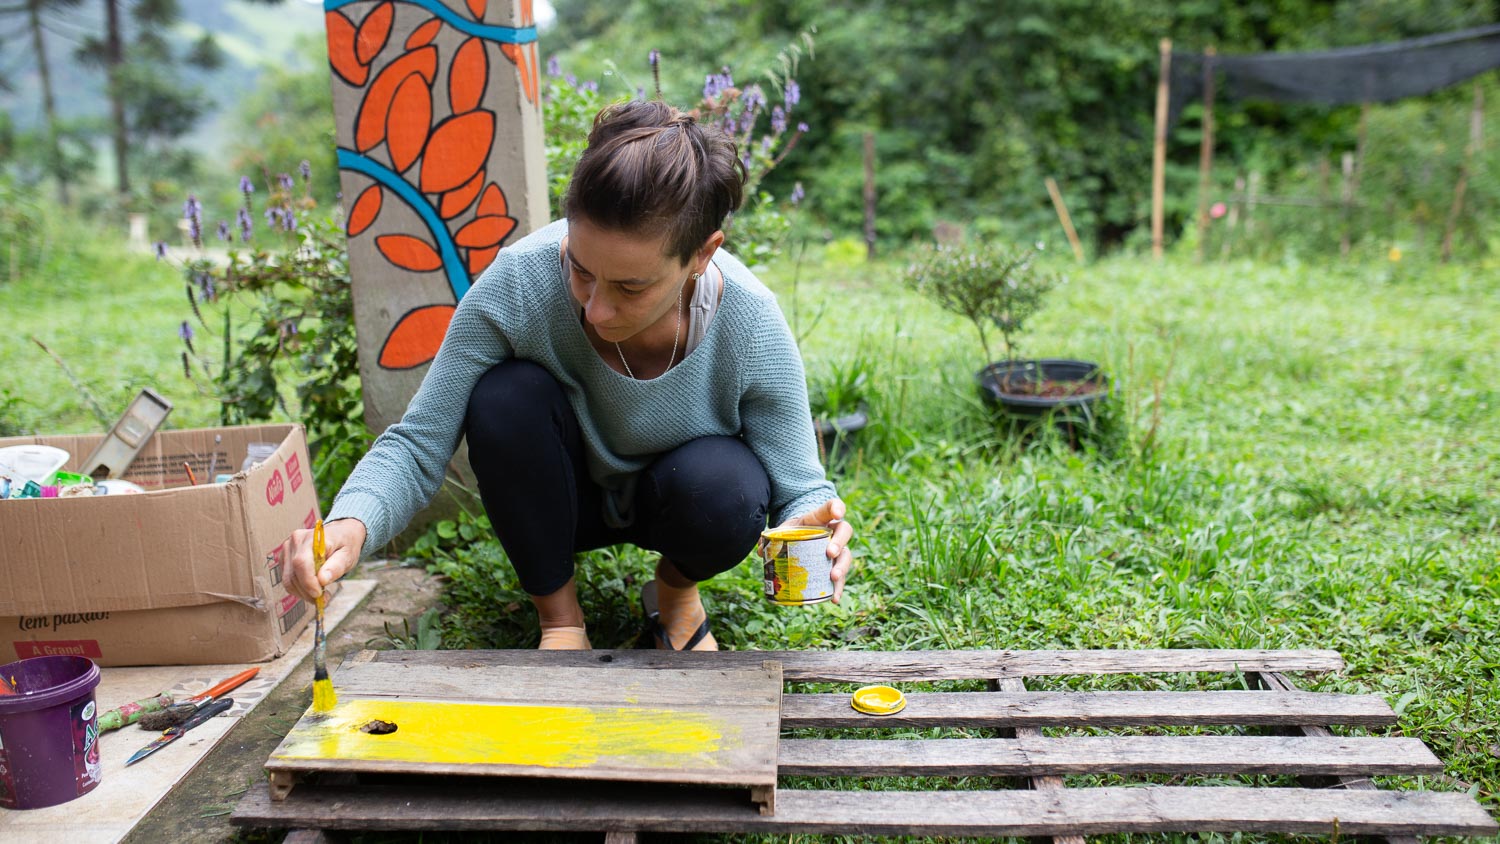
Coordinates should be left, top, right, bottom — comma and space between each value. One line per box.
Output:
904, 243, 1107, 422
807, 352, 872, 467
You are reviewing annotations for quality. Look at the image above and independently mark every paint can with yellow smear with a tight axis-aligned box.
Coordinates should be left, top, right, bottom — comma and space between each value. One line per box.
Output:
760, 526, 833, 605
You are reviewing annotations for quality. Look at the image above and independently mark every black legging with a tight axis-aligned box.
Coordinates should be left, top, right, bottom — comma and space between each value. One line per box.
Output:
464, 360, 771, 596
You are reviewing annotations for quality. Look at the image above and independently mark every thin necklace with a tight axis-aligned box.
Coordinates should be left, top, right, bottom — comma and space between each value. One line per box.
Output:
616, 279, 688, 380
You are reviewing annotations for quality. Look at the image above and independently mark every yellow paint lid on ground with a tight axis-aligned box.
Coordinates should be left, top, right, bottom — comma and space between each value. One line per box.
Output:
850, 685, 906, 716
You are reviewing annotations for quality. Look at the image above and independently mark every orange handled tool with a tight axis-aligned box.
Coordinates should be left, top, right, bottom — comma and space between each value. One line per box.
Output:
188, 667, 259, 702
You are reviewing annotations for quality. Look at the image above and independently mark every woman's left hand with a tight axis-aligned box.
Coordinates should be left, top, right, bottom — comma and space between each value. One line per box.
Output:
776, 498, 854, 603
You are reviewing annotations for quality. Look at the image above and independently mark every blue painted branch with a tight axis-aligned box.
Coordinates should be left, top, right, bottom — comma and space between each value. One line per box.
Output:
337, 147, 471, 300
323, 0, 539, 44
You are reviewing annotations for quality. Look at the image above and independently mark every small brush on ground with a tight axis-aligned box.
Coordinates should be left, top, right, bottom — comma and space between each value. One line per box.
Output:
311, 519, 337, 712
136, 667, 259, 730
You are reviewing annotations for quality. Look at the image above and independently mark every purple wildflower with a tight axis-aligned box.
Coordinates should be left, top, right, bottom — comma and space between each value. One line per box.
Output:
720, 66, 734, 88
239, 175, 254, 196
761, 135, 773, 153
565, 72, 577, 86
581, 80, 598, 93
703, 73, 726, 101
265, 207, 282, 227
281, 208, 297, 233
635, 86, 646, 100
237, 207, 253, 241
770, 105, 787, 135
277, 173, 294, 192
216, 220, 230, 241
648, 49, 660, 68
154, 241, 168, 260
722, 115, 737, 135
178, 321, 194, 342
797, 121, 809, 133
785, 80, 801, 108
299, 160, 311, 182
197, 272, 216, 301
547, 55, 560, 77
183, 194, 203, 247
790, 182, 805, 205
741, 150, 752, 170
742, 86, 764, 113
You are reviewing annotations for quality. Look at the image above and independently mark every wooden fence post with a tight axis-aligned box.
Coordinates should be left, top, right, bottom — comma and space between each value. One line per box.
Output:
1441, 84, 1484, 263
1245, 170, 1261, 241
863, 131, 877, 260
1221, 174, 1244, 259
1044, 177, 1086, 262
1194, 47, 1216, 262
1151, 38, 1172, 260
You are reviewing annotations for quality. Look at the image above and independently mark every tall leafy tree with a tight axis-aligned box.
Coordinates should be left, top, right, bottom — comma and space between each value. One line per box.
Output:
0, 0, 85, 204
74, 0, 226, 203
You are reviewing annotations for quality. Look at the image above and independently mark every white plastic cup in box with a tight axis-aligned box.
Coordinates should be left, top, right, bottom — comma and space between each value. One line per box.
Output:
0, 445, 71, 485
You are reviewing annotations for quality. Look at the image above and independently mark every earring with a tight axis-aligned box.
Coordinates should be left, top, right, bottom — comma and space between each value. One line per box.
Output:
691, 272, 702, 281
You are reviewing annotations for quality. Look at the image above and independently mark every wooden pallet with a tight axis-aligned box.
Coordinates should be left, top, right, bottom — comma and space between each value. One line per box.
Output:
233, 649, 1498, 840
261, 650, 782, 814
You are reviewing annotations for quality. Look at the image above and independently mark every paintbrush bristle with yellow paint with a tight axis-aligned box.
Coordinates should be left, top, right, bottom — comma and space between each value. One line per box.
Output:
311, 519, 337, 712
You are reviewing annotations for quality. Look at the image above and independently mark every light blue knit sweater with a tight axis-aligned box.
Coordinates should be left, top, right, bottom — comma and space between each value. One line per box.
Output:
329, 220, 836, 557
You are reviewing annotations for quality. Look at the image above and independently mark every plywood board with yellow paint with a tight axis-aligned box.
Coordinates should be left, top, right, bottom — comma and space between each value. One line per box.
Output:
264, 654, 781, 793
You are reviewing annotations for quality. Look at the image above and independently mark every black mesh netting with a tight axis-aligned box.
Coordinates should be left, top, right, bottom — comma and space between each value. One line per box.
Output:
1169, 24, 1500, 125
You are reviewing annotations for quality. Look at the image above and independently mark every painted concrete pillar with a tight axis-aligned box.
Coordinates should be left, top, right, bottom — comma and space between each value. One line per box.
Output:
324, 0, 547, 437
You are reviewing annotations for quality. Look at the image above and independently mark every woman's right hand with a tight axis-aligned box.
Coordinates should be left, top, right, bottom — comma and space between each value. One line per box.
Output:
283, 518, 366, 603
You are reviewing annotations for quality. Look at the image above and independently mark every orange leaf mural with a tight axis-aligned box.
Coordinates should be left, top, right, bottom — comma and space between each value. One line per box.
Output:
327, 12, 367, 86
405, 18, 442, 50
355, 46, 438, 152
355, 1, 394, 65
440, 169, 486, 219
468, 245, 500, 275
449, 38, 487, 115
379, 305, 455, 370
376, 234, 443, 272
499, 42, 536, 105
386, 74, 432, 173
347, 185, 383, 236
418, 111, 494, 194
521, 0, 533, 26
455, 215, 516, 249
477, 182, 509, 217
527, 44, 540, 104
466, 0, 486, 19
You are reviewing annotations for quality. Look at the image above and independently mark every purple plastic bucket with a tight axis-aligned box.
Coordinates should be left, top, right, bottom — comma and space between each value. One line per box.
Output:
0, 655, 102, 809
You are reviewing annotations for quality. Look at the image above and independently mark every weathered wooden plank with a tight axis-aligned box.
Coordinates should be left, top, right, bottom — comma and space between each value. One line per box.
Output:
1254, 670, 1422, 844
781, 690, 1396, 728
358, 648, 1344, 682
232, 782, 1498, 836
997, 676, 1081, 844
264, 662, 781, 791
777, 735, 1442, 776
327, 661, 781, 708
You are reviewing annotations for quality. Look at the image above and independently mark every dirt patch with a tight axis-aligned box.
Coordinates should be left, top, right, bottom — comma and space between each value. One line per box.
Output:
121, 562, 445, 844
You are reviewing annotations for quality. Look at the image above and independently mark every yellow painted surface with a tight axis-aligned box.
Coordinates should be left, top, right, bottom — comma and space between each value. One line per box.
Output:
276, 698, 732, 770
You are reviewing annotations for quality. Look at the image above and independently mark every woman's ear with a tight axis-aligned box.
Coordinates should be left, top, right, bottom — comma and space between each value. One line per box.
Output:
695, 230, 725, 273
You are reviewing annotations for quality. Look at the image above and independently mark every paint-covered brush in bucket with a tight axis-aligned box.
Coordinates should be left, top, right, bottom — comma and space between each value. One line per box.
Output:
311, 519, 337, 712
760, 526, 835, 605
0, 655, 102, 809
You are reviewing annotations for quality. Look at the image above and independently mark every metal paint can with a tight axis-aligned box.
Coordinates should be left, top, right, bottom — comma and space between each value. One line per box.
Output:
760, 526, 834, 606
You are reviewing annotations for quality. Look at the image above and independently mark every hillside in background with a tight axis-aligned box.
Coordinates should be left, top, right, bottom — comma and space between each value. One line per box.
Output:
1, 0, 325, 176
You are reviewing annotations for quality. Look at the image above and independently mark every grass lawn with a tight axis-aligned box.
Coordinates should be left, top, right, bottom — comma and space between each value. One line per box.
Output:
5, 226, 1497, 839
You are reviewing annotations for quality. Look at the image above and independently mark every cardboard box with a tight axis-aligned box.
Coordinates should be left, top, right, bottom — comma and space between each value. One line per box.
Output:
0, 424, 322, 666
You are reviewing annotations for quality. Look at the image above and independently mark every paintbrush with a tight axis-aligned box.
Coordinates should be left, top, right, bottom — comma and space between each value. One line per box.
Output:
137, 667, 259, 730
311, 519, 337, 712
